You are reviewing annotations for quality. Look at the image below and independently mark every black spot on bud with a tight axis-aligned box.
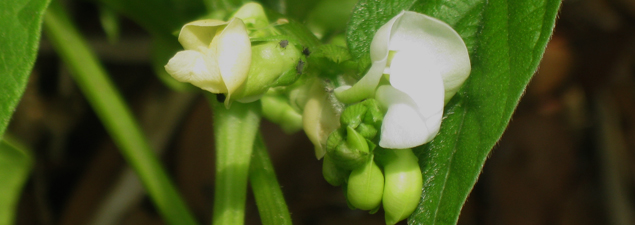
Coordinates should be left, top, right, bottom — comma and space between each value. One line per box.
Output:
302, 47, 311, 56
279, 40, 289, 48
216, 94, 226, 102
296, 59, 305, 74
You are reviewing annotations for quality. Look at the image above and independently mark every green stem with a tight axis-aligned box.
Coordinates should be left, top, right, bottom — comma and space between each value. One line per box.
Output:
210, 96, 261, 225
249, 134, 292, 225
0, 137, 32, 225
43, 2, 197, 225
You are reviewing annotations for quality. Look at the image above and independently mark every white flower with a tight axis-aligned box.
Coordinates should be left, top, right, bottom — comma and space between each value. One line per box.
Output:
334, 11, 471, 149
165, 18, 251, 105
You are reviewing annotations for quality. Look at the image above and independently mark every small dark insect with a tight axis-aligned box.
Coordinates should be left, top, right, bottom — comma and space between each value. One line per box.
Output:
216, 94, 226, 102
279, 40, 289, 48
296, 59, 305, 74
302, 47, 311, 56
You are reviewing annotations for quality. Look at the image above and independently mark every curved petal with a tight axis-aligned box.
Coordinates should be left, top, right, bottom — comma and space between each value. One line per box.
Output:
376, 85, 442, 149
231, 2, 269, 29
334, 12, 405, 104
388, 11, 470, 103
212, 18, 252, 103
303, 82, 340, 159
165, 50, 226, 93
178, 19, 228, 52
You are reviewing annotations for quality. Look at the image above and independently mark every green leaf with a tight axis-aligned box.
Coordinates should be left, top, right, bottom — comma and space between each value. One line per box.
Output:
346, 0, 562, 224
0, 0, 50, 140
0, 138, 32, 225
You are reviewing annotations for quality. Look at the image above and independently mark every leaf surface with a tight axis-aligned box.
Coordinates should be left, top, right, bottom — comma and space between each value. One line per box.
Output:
0, 0, 50, 139
346, 0, 562, 224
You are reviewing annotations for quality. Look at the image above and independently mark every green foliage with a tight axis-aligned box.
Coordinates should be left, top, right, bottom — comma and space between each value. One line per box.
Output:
0, 0, 50, 140
0, 138, 32, 225
346, 0, 562, 224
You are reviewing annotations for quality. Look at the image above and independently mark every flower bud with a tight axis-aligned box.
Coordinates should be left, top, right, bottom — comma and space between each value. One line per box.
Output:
233, 40, 302, 102
165, 18, 251, 106
347, 156, 384, 210
381, 148, 423, 225
322, 153, 349, 186
325, 127, 370, 170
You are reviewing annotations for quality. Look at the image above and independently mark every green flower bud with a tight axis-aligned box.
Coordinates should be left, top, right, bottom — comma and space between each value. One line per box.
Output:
347, 156, 384, 210
326, 128, 370, 170
381, 149, 423, 225
322, 153, 349, 186
234, 41, 302, 102
338, 99, 383, 140
231, 2, 269, 30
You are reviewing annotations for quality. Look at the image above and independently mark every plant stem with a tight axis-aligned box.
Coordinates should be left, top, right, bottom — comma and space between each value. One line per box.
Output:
0, 137, 32, 225
210, 96, 261, 225
249, 134, 292, 225
43, 2, 197, 225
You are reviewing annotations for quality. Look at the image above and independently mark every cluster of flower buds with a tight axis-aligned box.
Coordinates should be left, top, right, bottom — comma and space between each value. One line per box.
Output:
164, 3, 470, 224
320, 99, 423, 225
319, 11, 471, 224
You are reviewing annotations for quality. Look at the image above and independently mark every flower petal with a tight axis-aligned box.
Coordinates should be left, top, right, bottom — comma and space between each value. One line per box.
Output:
334, 12, 404, 104
388, 11, 470, 103
212, 18, 251, 103
231, 2, 270, 29
376, 85, 442, 149
389, 50, 444, 125
164, 50, 226, 93
178, 19, 228, 52
303, 81, 340, 159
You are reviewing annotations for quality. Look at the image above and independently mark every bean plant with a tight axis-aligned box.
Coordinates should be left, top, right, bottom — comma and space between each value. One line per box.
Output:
0, 0, 561, 224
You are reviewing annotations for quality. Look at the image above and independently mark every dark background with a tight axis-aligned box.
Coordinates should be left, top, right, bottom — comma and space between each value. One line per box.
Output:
8, 0, 635, 224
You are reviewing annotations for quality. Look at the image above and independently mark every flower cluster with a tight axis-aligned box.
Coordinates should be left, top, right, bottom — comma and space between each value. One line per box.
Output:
164, 4, 470, 224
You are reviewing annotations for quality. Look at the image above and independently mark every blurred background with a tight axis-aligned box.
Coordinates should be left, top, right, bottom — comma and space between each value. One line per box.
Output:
8, 0, 635, 224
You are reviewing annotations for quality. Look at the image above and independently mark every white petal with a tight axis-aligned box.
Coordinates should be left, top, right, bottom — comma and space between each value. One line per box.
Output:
376, 85, 442, 149
164, 50, 226, 93
388, 11, 470, 103
334, 12, 404, 104
178, 19, 229, 52
212, 18, 251, 102
389, 50, 444, 122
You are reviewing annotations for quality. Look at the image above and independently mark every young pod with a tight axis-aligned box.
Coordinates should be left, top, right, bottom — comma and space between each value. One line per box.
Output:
347, 157, 384, 210
382, 149, 423, 225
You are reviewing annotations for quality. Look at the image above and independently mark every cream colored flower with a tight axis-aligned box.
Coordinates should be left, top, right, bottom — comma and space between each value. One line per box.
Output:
165, 18, 251, 105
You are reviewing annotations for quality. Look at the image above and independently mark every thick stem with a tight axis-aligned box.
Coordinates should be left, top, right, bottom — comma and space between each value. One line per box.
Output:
249, 134, 292, 225
210, 96, 261, 225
